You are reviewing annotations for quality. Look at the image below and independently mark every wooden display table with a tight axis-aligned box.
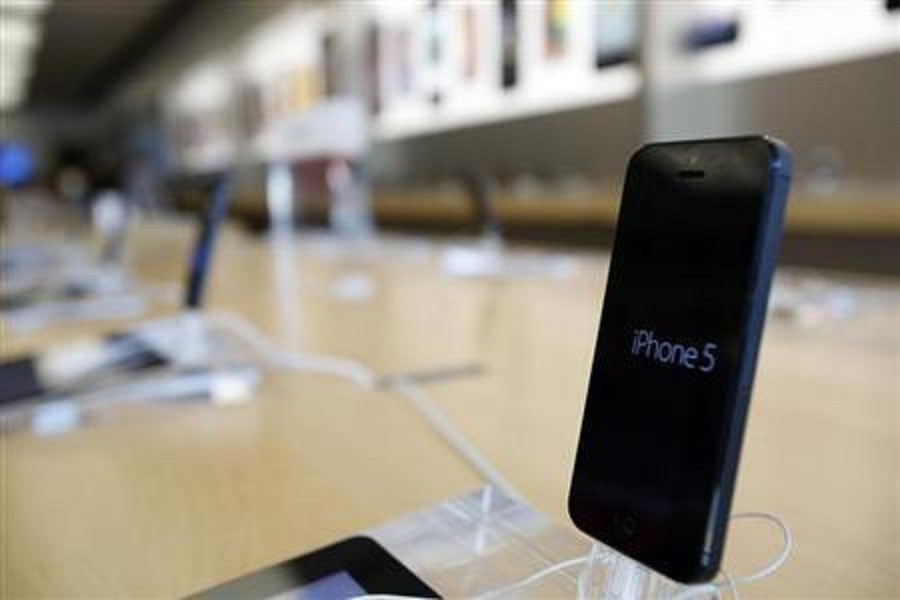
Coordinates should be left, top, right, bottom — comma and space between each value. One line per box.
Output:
2, 220, 897, 597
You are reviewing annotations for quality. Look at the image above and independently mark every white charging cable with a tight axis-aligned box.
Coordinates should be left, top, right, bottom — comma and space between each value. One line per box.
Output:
717, 569, 739, 600
727, 512, 794, 585
476, 555, 591, 599
673, 511, 793, 600
198, 313, 519, 497
342, 379, 792, 600
476, 510, 793, 600
200, 310, 377, 389
389, 378, 521, 500
39, 310, 790, 599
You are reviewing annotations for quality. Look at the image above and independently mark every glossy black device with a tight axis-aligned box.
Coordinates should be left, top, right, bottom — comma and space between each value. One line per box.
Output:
568, 137, 791, 584
0, 334, 168, 406
188, 536, 438, 599
184, 175, 232, 309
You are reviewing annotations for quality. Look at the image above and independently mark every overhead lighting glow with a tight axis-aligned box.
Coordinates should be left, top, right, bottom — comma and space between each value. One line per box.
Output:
0, 0, 51, 17
0, 42, 33, 67
0, 14, 42, 47
0, 1, 49, 111
0, 83, 25, 111
0, 65, 31, 87
169, 61, 234, 111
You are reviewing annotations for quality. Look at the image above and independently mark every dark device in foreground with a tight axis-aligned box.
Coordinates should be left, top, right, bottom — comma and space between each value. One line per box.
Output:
568, 137, 791, 583
188, 536, 438, 599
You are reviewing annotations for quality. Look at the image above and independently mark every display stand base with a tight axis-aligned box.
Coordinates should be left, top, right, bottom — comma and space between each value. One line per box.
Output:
2, 312, 263, 436
1, 238, 166, 333
3, 291, 151, 333
441, 236, 578, 280
576, 543, 687, 600
369, 486, 706, 599
302, 231, 432, 268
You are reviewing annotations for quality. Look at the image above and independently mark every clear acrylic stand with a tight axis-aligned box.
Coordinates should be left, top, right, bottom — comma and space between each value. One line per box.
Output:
273, 235, 377, 304
327, 158, 375, 242
440, 176, 577, 280
263, 156, 377, 303
440, 235, 578, 280
2, 290, 150, 333
1, 196, 172, 333
0, 269, 168, 334
6, 363, 261, 437
0, 311, 265, 436
369, 486, 713, 599
266, 161, 297, 238
575, 544, 686, 600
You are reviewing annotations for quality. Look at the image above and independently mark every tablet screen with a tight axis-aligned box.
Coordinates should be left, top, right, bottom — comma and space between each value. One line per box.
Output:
190, 536, 437, 599
269, 572, 365, 600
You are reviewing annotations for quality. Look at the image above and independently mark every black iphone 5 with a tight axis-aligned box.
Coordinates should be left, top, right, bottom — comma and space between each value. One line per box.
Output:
568, 136, 791, 584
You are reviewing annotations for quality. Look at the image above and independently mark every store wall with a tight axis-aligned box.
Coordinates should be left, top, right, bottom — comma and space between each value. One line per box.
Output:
370, 98, 642, 185
375, 51, 898, 188
98, 1, 898, 193
111, 0, 295, 111
1, 108, 109, 177
648, 51, 900, 186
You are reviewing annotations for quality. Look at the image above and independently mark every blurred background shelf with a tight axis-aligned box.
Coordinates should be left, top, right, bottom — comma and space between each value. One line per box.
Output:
373, 65, 642, 141
649, 2, 900, 87
175, 187, 900, 237
3, 0, 899, 265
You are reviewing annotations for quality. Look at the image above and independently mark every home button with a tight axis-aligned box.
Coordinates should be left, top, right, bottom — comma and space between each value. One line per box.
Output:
616, 513, 638, 538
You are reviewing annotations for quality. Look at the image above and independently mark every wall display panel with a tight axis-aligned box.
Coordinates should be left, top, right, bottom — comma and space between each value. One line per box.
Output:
373, 0, 642, 140
649, 0, 900, 87
162, 60, 240, 175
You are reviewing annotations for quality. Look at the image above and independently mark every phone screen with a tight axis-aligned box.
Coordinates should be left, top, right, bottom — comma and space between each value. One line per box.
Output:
569, 138, 788, 583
